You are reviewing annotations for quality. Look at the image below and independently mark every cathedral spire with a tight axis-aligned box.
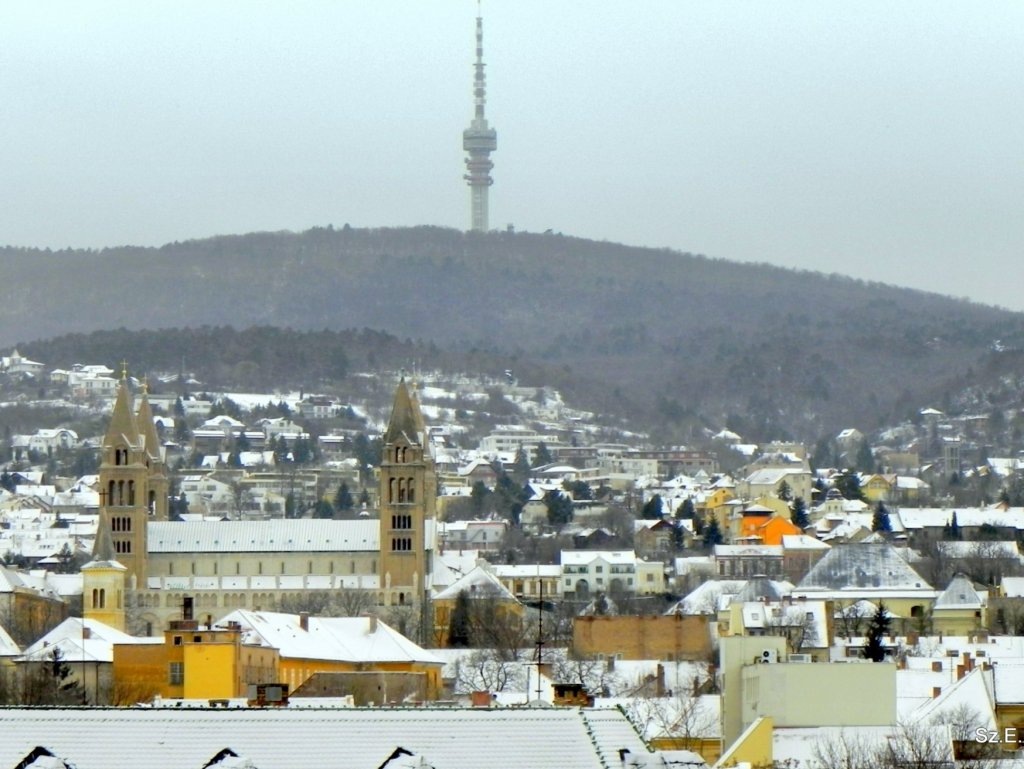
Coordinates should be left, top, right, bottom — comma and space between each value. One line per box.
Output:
383, 378, 426, 446
104, 376, 140, 447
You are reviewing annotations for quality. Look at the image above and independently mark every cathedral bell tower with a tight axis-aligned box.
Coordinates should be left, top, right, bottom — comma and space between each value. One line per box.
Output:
378, 379, 437, 611
97, 370, 151, 589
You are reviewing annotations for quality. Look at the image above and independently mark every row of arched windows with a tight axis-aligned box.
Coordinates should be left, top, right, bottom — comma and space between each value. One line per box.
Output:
106, 479, 136, 507
391, 537, 413, 552
111, 516, 132, 532
388, 477, 416, 504
391, 514, 412, 530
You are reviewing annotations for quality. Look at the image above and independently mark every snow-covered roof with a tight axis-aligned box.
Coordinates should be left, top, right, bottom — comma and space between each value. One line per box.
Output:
0, 706, 654, 769
561, 550, 637, 566
215, 610, 443, 666
19, 618, 149, 664
434, 565, 518, 602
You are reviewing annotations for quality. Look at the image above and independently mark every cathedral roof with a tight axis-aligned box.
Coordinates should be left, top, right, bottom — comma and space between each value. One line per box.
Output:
383, 379, 426, 446
147, 519, 380, 553
103, 378, 140, 447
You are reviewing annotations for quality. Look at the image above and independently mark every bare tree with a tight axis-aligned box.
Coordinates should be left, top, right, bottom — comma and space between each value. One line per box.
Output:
763, 605, 819, 653
624, 692, 717, 753
276, 588, 375, 618
811, 729, 886, 769
453, 648, 518, 693
549, 649, 623, 697
835, 601, 868, 641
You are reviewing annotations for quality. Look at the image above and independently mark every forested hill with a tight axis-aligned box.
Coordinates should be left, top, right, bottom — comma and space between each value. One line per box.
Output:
7, 225, 1024, 440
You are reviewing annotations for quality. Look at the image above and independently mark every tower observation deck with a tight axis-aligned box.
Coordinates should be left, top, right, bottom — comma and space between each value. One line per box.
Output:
463, 10, 497, 233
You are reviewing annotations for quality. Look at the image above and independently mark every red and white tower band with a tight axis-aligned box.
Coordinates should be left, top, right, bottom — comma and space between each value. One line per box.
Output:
463, 6, 497, 233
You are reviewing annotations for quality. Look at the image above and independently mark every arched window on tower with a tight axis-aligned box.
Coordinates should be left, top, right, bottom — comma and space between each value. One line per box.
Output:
117, 480, 125, 506
128, 480, 135, 506
389, 478, 396, 503
398, 479, 406, 504
407, 478, 415, 504
91, 588, 98, 609
107, 480, 115, 507
149, 490, 156, 514
99, 588, 106, 609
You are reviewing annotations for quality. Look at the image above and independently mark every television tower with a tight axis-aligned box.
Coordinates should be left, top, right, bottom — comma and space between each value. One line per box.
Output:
463, 4, 497, 232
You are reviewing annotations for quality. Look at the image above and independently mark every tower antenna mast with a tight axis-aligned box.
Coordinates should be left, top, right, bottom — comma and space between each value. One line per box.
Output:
463, 1, 497, 232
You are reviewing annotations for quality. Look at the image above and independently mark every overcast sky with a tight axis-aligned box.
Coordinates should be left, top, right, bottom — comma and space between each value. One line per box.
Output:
2, 2, 1022, 309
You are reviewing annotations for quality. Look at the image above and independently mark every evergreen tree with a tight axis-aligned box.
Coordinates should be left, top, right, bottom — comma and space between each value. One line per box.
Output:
871, 501, 892, 533
285, 492, 297, 519
448, 590, 472, 647
511, 445, 530, 485
359, 488, 370, 506
641, 494, 664, 520
312, 499, 335, 519
469, 481, 491, 517
544, 489, 573, 527
675, 498, 696, 519
834, 469, 865, 501
790, 497, 810, 530
169, 492, 189, 520
292, 436, 312, 464
671, 521, 686, 552
532, 441, 553, 468
776, 480, 793, 502
862, 601, 891, 662
855, 440, 874, 472
943, 511, 962, 540
333, 482, 354, 513
562, 479, 593, 500
702, 516, 723, 549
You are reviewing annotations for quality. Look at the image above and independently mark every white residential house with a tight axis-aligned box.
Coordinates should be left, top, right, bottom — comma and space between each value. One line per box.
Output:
560, 550, 664, 598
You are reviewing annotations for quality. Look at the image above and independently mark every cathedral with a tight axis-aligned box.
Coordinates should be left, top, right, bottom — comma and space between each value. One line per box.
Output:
84, 374, 438, 639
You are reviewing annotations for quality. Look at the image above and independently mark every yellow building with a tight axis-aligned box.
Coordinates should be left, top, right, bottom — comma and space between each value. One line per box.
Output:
112, 609, 444, 703
112, 616, 276, 703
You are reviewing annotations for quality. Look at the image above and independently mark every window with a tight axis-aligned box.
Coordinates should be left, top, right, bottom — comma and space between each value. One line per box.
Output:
595, 566, 603, 573
646, 573, 654, 582
173, 636, 182, 646
169, 662, 184, 685
193, 635, 202, 643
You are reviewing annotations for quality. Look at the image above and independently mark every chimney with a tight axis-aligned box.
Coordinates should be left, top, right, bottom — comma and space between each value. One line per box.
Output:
470, 691, 492, 708
956, 664, 965, 680
932, 686, 942, 698
299, 612, 309, 632
82, 627, 92, 640
368, 614, 378, 633
656, 663, 666, 697
931, 661, 942, 673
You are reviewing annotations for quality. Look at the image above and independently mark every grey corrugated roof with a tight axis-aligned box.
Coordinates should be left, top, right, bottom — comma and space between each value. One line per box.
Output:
796, 542, 932, 590
147, 520, 380, 553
